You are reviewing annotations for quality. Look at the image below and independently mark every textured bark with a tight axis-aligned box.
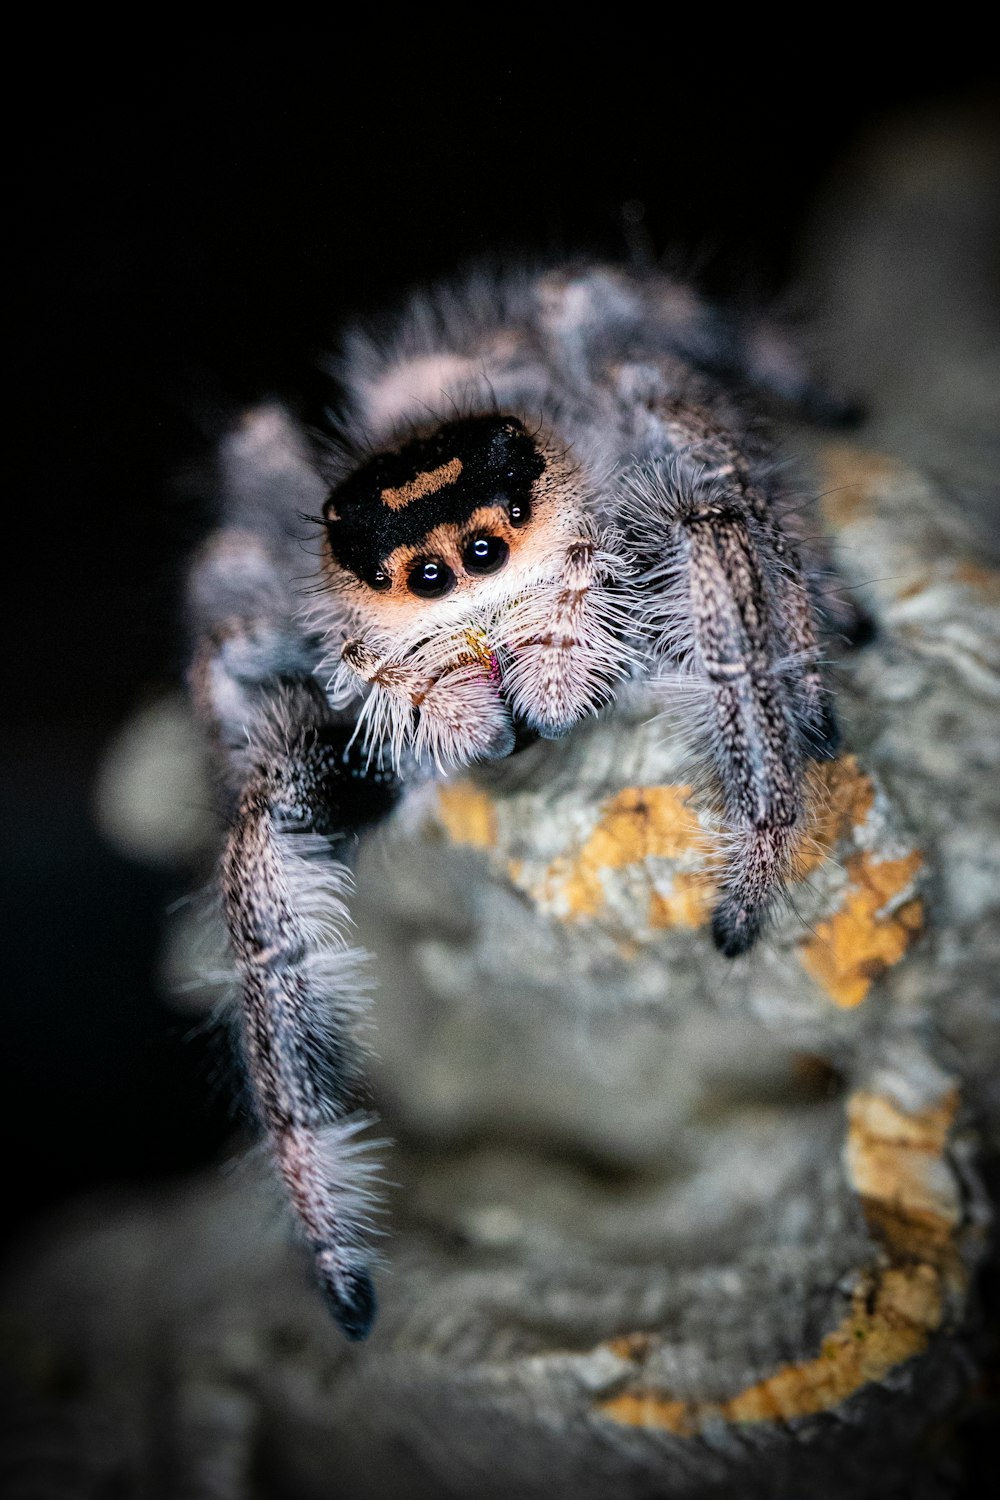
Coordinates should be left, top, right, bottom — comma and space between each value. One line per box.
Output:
6, 123, 999, 1500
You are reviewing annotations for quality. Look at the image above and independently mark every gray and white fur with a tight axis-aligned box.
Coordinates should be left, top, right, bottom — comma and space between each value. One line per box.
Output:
188, 263, 858, 1339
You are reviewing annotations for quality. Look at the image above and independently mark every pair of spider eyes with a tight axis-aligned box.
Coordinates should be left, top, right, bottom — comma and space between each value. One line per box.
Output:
371, 533, 512, 598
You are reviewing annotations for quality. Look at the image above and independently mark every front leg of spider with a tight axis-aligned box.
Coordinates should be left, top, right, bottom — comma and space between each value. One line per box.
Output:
630, 404, 833, 956
219, 678, 399, 1340
685, 499, 805, 956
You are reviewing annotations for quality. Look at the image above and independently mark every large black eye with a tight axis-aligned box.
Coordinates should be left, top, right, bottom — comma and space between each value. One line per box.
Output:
463, 535, 509, 575
367, 566, 391, 592
508, 496, 532, 528
407, 557, 455, 599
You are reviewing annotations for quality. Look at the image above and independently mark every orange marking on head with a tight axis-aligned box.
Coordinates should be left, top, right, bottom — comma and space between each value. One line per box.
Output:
381, 457, 463, 510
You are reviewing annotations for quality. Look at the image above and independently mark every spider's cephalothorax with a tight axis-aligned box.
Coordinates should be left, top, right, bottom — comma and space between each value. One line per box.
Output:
318, 410, 634, 768
189, 264, 861, 1340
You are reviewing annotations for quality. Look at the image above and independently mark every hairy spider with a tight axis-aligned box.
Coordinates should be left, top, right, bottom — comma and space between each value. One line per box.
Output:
188, 263, 860, 1341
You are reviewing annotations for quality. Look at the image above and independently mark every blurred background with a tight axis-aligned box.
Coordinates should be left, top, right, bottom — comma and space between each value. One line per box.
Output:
6, 36, 998, 1250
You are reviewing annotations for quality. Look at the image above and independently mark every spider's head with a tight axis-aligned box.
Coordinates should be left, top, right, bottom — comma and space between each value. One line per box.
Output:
322, 415, 563, 619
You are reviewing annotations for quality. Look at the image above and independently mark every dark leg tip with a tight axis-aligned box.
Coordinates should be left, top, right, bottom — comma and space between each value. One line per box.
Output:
318, 1259, 377, 1341
711, 899, 762, 958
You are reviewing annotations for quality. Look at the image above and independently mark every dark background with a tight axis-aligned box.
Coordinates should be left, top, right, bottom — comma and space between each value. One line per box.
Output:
7, 39, 998, 1236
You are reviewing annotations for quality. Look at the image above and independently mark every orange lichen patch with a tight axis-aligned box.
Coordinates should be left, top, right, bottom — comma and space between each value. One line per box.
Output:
436, 782, 497, 849
798, 851, 924, 1007
819, 445, 902, 528
547, 785, 708, 922
583, 786, 705, 866
555, 860, 605, 920
648, 872, 716, 929
600, 1393, 694, 1434
846, 1090, 961, 1260
791, 755, 876, 880
952, 561, 1000, 602
599, 1090, 963, 1435
381, 457, 463, 510
726, 1265, 942, 1422
606, 1332, 656, 1362
601, 1266, 943, 1434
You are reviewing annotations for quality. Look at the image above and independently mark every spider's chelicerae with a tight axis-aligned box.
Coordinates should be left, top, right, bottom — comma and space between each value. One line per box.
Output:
189, 263, 863, 1341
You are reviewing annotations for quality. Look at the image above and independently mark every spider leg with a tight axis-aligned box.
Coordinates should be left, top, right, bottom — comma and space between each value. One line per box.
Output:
221, 684, 398, 1339
193, 576, 399, 1339
724, 317, 863, 427
628, 410, 823, 955
538, 267, 860, 425
640, 403, 841, 762
681, 499, 805, 955
749, 514, 841, 761
188, 528, 325, 792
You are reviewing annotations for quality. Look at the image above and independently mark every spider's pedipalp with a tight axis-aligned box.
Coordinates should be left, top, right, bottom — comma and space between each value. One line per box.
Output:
339, 635, 515, 771
500, 529, 637, 737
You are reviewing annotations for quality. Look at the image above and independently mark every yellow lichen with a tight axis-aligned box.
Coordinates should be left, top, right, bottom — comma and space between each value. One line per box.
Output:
798, 852, 924, 1007
600, 1266, 943, 1434
845, 1089, 962, 1259
790, 754, 875, 880
436, 782, 497, 849
546, 785, 709, 923
598, 1091, 963, 1434
648, 873, 716, 930
786, 756, 924, 1006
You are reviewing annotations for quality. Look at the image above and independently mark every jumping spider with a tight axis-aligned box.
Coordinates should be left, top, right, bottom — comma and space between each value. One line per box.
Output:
188, 264, 862, 1340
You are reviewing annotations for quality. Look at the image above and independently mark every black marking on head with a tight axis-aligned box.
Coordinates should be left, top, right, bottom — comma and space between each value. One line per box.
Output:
324, 415, 544, 585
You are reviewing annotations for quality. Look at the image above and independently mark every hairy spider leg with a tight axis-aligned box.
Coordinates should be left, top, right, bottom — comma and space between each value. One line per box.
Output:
190, 536, 398, 1341
627, 407, 827, 957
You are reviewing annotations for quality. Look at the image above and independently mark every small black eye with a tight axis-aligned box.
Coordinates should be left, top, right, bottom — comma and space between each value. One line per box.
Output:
368, 566, 391, 592
508, 497, 532, 528
407, 558, 455, 599
463, 535, 510, 575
